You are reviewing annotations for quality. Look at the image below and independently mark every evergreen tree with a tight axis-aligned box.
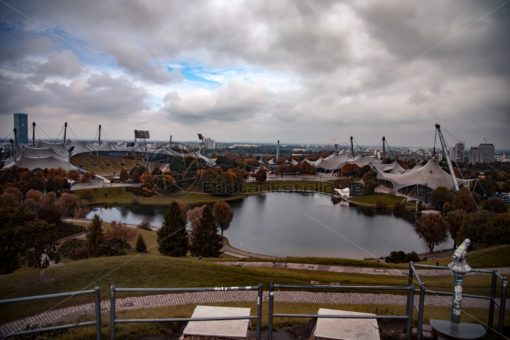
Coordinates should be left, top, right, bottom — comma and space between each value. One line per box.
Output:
157, 202, 188, 256
86, 214, 104, 256
135, 234, 147, 253
191, 206, 223, 257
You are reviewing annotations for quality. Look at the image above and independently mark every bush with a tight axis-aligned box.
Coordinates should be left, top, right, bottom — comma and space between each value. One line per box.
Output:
96, 239, 130, 257
393, 201, 407, 218
385, 250, 421, 264
59, 239, 89, 260
136, 234, 147, 253
375, 201, 388, 213
481, 199, 507, 213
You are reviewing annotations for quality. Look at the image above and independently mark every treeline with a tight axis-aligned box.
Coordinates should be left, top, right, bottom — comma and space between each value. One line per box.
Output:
415, 187, 510, 252
0, 191, 87, 274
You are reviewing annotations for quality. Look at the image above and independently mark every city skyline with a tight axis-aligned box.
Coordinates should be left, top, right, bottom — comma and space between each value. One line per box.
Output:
1, 1, 509, 148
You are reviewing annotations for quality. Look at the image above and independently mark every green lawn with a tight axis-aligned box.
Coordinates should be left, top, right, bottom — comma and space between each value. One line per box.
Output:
0, 254, 498, 323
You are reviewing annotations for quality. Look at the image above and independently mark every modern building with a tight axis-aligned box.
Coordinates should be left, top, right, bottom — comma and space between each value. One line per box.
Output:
450, 142, 465, 164
203, 137, 216, 150
469, 143, 495, 164
13, 113, 28, 144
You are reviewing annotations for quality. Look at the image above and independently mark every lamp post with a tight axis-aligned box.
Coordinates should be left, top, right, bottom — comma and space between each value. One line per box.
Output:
430, 239, 486, 339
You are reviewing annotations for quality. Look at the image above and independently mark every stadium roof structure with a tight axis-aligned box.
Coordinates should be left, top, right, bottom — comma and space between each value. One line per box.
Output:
376, 159, 472, 192
372, 161, 406, 174
3, 140, 215, 171
316, 153, 382, 171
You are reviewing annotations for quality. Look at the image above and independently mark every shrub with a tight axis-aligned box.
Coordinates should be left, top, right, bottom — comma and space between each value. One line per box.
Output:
385, 251, 421, 264
375, 201, 388, 213
136, 234, 147, 253
59, 239, 89, 260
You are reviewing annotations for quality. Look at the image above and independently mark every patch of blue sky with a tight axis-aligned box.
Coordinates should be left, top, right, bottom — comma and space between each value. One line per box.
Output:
168, 62, 262, 89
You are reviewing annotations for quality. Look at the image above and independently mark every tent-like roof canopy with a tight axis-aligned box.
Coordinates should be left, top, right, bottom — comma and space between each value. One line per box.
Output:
376, 159, 472, 192
372, 161, 406, 174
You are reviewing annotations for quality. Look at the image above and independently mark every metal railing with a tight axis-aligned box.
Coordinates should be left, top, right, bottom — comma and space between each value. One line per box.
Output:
0, 287, 102, 339
409, 262, 507, 339
109, 284, 263, 340
267, 282, 414, 340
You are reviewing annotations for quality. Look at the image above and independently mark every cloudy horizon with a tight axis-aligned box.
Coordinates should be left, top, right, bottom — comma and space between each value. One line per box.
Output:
1, 0, 509, 149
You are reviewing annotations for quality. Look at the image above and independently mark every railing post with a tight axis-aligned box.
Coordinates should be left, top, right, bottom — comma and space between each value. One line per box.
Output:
267, 282, 274, 340
408, 262, 414, 285
416, 283, 426, 340
109, 285, 116, 340
256, 283, 263, 340
94, 286, 102, 340
498, 279, 507, 335
405, 285, 413, 340
488, 271, 496, 329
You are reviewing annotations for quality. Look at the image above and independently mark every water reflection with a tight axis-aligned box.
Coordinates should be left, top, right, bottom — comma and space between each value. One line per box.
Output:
87, 192, 451, 259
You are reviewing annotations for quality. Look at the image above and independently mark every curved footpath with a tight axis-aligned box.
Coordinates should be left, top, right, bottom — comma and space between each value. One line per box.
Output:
215, 261, 510, 277
1, 290, 507, 336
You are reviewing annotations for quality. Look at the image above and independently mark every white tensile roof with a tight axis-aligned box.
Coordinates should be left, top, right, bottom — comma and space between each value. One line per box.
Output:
376, 159, 472, 192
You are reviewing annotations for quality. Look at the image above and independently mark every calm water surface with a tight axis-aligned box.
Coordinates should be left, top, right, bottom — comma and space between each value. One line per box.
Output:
87, 192, 451, 259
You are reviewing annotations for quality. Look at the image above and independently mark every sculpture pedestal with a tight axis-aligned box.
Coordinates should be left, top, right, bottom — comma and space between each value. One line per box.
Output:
430, 319, 485, 339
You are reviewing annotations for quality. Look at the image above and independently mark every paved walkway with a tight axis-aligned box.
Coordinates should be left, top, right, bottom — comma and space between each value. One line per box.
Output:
215, 261, 510, 277
2, 290, 506, 336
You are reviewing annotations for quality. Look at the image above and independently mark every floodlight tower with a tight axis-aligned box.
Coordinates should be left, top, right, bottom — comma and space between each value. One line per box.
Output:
435, 123, 459, 191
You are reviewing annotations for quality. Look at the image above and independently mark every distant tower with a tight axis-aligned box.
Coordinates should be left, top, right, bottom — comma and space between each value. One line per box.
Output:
276, 140, 280, 163
13, 113, 28, 144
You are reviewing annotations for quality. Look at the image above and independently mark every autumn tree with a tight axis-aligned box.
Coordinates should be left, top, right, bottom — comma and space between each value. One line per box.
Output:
431, 186, 453, 211
452, 187, 477, 213
119, 168, 129, 182
191, 206, 223, 257
157, 202, 188, 256
445, 209, 467, 248
106, 221, 137, 243
213, 201, 233, 236
254, 168, 267, 182
456, 210, 492, 249
481, 199, 506, 213
415, 213, 449, 252
86, 214, 104, 256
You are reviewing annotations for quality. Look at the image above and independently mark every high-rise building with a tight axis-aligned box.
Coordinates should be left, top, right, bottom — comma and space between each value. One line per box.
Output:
450, 142, 465, 164
469, 143, 495, 164
13, 113, 28, 144
203, 137, 216, 150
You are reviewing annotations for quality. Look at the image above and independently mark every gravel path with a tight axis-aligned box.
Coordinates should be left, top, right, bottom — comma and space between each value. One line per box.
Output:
1, 290, 506, 337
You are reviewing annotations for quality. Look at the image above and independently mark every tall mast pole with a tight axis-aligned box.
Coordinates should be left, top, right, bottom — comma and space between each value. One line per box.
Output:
32, 122, 36, 147
98, 124, 101, 144
435, 123, 459, 191
63, 122, 67, 143
382, 136, 386, 161
350, 136, 355, 158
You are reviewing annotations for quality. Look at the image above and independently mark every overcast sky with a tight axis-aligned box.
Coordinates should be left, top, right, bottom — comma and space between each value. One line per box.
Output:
1, 0, 509, 148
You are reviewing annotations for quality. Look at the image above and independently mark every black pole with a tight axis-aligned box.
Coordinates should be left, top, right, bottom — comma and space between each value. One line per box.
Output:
13, 128, 17, 147
382, 136, 386, 161
350, 136, 354, 158
63, 122, 67, 143
32, 122, 36, 147
98, 124, 101, 144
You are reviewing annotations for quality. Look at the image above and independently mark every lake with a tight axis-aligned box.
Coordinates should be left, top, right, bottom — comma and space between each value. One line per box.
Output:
86, 192, 451, 259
